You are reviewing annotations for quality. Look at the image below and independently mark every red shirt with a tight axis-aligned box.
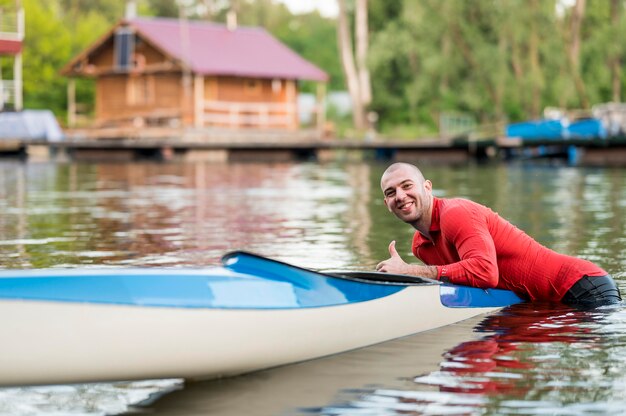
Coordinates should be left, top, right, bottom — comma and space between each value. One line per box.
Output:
412, 197, 607, 301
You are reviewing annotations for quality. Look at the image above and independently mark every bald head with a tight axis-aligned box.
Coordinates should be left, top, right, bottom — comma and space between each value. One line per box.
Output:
380, 163, 425, 190
380, 162, 433, 229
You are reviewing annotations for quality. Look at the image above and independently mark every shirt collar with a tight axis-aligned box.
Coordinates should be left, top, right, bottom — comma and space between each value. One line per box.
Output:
414, 197, 440, 245
429, 197, 441, 233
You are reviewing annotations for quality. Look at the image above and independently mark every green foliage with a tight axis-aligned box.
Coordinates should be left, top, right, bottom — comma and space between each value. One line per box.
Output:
144, 0, 180, 18
17, 0, 342, 118
369, 0, 626, 136
21, 0, 72, 113
234, 0, 344, 91
60, 0, 126, 22
14, 0, 626, 134
19, 0, 114, 119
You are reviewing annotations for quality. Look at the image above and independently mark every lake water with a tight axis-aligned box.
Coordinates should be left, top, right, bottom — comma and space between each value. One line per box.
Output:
0, 160, 625, 415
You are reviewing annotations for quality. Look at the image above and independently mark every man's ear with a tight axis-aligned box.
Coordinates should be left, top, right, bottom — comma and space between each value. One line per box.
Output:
424, 180, 433, 192
383, 197, 391, 211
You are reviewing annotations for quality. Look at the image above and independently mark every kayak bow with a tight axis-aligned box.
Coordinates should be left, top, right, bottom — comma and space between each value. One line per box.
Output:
0, 251, 522, 386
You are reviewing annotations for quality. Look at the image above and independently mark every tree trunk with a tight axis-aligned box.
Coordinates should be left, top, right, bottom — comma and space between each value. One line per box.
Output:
450, 24, 498, 105
440, 32, 450, 93
495, 33, 506, 120
337, 0, 366, 130
529, 0, 541, 118
568, 0, 589, 108
610, 0, 622, 102
355, 0, 371, 106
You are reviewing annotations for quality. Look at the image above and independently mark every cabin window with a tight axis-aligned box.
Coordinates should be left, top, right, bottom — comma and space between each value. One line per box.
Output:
127, 76, 154, 106
244, 79, 261, 96
272, 79, 282, 94
114, 28, 135, 71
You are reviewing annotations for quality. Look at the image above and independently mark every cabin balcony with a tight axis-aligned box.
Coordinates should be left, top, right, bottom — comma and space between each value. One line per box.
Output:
199, 100, 299, 130
0, 7, 24, 52
0, 79, 17, 111
0, 6, 24, 111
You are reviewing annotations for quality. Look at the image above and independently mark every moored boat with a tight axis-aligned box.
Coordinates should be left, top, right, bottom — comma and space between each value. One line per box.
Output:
0, 251, 522, 386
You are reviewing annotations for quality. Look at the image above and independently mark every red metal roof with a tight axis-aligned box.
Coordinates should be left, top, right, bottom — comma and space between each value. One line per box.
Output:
0, 39, 22, 55
129, 17, 328, 82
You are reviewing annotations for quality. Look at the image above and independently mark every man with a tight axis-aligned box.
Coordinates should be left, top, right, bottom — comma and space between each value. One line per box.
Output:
375, 162, 622, 307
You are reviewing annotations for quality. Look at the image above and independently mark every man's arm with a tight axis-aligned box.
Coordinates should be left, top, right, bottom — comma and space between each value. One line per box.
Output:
376, 241, 439, 279
431, 203, 500, 288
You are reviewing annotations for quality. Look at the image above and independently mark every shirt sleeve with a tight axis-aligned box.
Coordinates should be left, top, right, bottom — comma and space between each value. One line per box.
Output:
437, 203, 499, 288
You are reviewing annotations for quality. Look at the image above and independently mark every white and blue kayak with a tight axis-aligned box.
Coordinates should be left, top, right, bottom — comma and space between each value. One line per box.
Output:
0, 251, 522, 387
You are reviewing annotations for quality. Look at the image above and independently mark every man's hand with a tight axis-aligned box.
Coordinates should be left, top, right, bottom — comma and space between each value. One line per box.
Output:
376, 241, 409, 274
375, 240, 439, 279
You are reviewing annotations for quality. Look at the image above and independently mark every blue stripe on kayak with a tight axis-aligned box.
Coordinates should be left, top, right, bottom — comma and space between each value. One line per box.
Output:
440, 284, 524, 307
225, 252, 523, 308
0, 266, 404, 310
0, 251, 523, 309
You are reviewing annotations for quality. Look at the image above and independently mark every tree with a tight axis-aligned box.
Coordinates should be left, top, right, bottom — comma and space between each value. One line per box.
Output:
22, 0, 72, 113
567, 0, 589, 108
231, 0, 344, 92
16, 0, 626, 133
337, 0, 371, 130
609, 0, 623, 101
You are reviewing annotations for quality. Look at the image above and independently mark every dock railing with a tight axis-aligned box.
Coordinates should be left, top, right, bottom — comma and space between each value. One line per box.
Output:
439, 112, 477, 140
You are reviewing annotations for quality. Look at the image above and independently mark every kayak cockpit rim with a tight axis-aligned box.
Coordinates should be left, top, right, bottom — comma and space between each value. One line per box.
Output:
325, 271, 440, 286
221, 251, 441, 287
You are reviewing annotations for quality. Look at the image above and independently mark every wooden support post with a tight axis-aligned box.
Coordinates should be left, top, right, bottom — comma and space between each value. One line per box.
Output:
260, 105, 269, 127
230, 104, 240, 128
14, 3, 23, 111
14, 52, 22, 111
316, 82, 327, 135
0, 64, 4, 111
67, 78, 76, 127
194, 74, 205, 128
285, 80, 297, 129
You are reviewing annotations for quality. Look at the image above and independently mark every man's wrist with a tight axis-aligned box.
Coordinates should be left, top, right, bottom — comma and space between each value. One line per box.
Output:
426, 265, 439, 279
409, 264, 438, 279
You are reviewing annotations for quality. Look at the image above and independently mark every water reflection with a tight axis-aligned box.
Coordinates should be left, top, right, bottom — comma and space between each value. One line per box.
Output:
1, 161, 626, 415
320, 302, 626, 415
0, 379, 182, 415
0, 162, 373, 270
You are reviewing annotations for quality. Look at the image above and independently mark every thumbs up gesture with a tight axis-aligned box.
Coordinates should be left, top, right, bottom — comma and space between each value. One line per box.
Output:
376, 241, 409, 274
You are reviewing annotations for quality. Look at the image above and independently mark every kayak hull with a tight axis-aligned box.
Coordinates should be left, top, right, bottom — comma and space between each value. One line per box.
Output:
0, 284, 496, 386
0, 252, 522, 386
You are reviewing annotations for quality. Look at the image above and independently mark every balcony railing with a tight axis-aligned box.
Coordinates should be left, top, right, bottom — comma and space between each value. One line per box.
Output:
0, 8, 24, 40
0, 80, 17, 110
201, 100, 298, 129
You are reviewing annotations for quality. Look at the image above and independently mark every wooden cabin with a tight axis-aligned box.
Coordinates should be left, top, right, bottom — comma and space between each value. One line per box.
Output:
0, 2, 24, 111
61, 17, 328, 130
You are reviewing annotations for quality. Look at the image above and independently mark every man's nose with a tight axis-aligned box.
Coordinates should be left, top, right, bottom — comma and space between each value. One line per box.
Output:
395, 188, 406, 200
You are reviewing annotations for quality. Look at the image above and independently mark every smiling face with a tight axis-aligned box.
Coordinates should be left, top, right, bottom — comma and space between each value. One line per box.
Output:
381, 163, 433, 229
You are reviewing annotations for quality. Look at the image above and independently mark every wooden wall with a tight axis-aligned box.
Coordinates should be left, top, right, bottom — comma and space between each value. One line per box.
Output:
89, 35, 165, 72
95, 73, 185, 126
201, 76, 298, 129
88, 32, 299, 129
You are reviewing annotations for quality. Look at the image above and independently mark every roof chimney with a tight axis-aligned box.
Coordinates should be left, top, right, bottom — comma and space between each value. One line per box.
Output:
125, 0, 137, 19
226, 9, 237, 31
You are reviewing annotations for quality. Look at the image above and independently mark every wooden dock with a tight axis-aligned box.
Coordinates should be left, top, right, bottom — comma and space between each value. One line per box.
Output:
4, 127, 626, 165
14, 127, 480, 164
